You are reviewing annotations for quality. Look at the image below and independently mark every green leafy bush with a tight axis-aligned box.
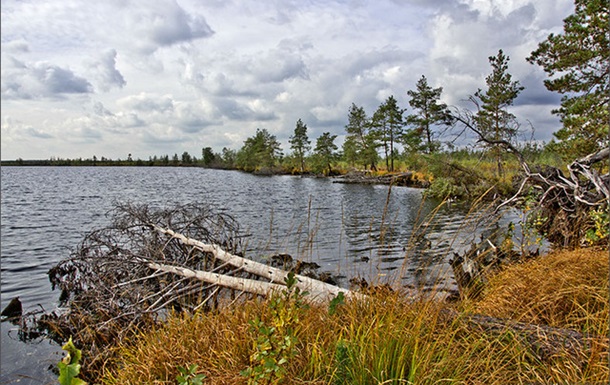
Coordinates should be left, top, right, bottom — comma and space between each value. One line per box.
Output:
241, 272, 308, 384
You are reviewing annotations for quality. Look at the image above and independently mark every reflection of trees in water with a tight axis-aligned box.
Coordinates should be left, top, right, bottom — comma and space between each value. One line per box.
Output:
340, 186, 424, 264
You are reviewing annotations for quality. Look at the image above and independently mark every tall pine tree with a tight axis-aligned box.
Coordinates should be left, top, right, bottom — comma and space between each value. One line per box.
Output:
289, 118, 311, 173
344, 103, 378, 170
371, 96, 403, 172
313, 132, 338, 175
405, 75, 451, 154
474, 50, 524, 177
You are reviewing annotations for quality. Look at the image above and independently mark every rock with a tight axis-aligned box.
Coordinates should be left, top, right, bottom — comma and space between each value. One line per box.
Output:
1, 297, 22, 320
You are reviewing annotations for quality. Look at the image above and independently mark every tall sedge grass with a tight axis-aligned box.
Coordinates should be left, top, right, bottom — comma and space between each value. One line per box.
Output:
469, 248, 609, 335
100, 247, 608, 384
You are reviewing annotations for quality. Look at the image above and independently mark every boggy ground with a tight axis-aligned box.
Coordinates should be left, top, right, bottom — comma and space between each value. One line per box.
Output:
98, 248, 608, 385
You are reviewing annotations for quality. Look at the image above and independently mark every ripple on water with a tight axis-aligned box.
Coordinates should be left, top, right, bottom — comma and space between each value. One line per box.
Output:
1, 166, 504, 381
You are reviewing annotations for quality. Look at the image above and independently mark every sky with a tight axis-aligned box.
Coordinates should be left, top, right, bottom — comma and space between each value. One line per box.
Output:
1, 0, 575, 161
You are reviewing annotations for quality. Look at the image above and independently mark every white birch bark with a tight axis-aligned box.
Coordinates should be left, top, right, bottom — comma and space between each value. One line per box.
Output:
150, 225, 363, 303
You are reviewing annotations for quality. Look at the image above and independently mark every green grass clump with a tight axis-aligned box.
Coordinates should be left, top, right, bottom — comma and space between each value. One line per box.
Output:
100, 249, 608, 384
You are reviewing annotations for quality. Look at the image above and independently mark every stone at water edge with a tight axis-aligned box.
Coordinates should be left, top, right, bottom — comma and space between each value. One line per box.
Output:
1, 297, 22, 320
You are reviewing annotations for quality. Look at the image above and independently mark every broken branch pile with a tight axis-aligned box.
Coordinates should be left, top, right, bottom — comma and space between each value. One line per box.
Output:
39, 203, 357, 369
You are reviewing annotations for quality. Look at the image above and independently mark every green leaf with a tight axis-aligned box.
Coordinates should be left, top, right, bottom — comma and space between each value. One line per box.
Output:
328, 292, 346, 315
58, 337, 87, 385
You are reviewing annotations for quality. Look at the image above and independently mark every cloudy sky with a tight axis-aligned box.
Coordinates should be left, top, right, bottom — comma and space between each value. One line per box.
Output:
1, 0, 574, 161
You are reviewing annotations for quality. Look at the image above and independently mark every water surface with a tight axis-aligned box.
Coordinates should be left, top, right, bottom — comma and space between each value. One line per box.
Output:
1, 166, 504, 383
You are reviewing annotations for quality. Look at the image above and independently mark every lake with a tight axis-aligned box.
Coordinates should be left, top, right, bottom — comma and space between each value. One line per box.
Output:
0, 166, 512, 383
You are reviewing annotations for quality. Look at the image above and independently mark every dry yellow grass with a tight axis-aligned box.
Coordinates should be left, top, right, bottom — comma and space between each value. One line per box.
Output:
471, 248, 609, 334
99, 248, 609, 384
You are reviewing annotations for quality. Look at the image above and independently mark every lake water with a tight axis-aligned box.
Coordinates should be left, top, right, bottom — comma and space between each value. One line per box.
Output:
0, 166, 511, 383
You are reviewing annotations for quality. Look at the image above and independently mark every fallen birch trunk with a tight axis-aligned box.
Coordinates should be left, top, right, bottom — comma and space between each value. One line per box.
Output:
144, 260, 286, 300
149, 224, 363, 303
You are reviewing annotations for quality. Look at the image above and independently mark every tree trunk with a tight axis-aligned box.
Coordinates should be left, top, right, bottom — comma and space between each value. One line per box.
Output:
441, 309, 608, 364
150, 225, 363, 303
145, 260, 289, 299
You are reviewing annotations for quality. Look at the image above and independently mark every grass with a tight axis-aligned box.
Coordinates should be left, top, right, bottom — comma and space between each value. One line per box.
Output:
98, 248, 608, 384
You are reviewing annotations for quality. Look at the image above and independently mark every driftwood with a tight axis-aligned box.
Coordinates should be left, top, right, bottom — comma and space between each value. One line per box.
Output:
441, 309, 608, 364
150, 225, 361, 304
333, 171, 430, 187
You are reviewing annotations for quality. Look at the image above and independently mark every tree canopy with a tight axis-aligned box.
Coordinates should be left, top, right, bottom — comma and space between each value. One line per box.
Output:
405, 75, 451, 154
236, 128, 283, 171
527, 0, 609, 159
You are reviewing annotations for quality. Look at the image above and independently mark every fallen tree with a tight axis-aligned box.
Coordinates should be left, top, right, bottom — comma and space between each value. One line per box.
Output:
32, 203, 358, 374
448, 111, 608, 299
149, 224, 361, 304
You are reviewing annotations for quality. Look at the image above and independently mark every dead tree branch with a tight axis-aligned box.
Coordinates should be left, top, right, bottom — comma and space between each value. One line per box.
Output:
33, 203, 357, 376
453, 109, 609, 247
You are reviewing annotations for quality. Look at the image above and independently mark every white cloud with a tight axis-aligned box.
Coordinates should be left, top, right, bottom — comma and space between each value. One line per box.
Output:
89, 49, 126, 92
117, 93, 174, 113
120, 0, 214, 54
1, 57, 92, 99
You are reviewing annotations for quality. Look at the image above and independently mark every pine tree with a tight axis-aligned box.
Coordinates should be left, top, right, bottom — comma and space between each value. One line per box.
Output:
527, 0, 609, 159
313, 132, 338, 175
289, 119, 311, 173
474, 50, 524, 177
371, 96, 403, 172
344, 103, 378, 171
405, 75, 451, 154
236, 128, 283, 171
